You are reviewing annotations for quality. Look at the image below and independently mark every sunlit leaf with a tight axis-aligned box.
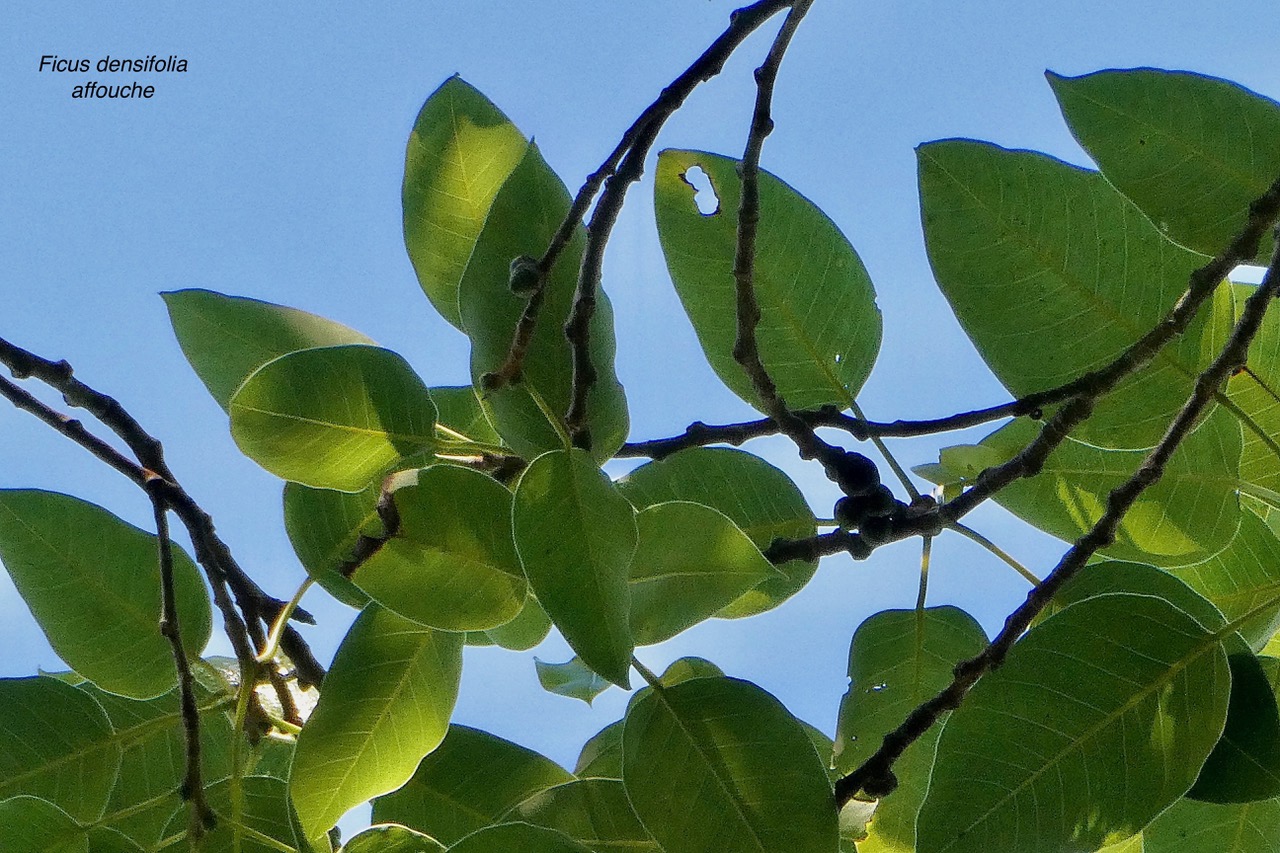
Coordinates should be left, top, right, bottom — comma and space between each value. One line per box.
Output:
283, 482, 376, 608
506, 778, 660, 853
290, 605, 462, 838
354, 465, 526, 631
482, 593, 553, 650
916, 594, 1230, 853
372, 726, 573, 846
513, 449, 636, 687
230, 344, 438, 491
535, 657, 612, 705
654, 149, 881, 411
1143, 795, 1280, 852
403, 76, 528, 329
918, 139, 1230, 449
0, 796, 87, 853
623, 676, 838, 853
1228, 282, 1280, 497
162, 288, 373, 410
428, 386, 502, 445
628, 501, 778, 645
447, 823, 594, 853
458, 143, 629, 461
1049, 68, 1280, 263
617, 447, 817, 617
344, 824, 447, 853
0, 490, 212, 700
0, 677, 117, 822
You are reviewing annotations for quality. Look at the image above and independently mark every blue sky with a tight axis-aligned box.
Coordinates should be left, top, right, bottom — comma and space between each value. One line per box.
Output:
3, 0, 1279, 834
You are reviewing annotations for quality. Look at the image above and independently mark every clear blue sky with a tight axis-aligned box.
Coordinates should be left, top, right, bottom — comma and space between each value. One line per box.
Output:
3, 0, 1278, 833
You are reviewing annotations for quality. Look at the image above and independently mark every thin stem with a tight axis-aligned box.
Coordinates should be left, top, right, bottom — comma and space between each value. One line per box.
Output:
632, 656, 663, 690
257, 578, 315, 664
949, 522, 1040, 585
915, 536, 932, 611
851, 400, 920, 500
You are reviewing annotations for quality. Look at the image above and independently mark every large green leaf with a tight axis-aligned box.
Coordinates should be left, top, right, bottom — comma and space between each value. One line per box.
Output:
458, 143, 628, 460
653, 149, 881, 411
0, 677, 118, 822
513, 449, 636, 687
290, 604, 462, 838
372, 725, 574, 846
447, 823, 594, 853
1144, 795, 1280, 852
86, 827, 147, 853
918, 139, 1230, 450
622, 676, 838, 853
353, 465, 526, 631
404, 76, 528, 330
157, 776, 299, 853
0, 797, 87, 853
1229, 282, 1280, 497
345, 824, 447, 853
230, 344, 439, 491
920, 410, 1242, 566
916, 594, 1231, 853
506, 778, 660, 853
535, 657, 612, 705
283, 482, 376, 608
162, 288, 373, 410
617, 447, 817, 617
0, 490, 211, 700
1049, 68, 1280, 264
629, 501, 778, 646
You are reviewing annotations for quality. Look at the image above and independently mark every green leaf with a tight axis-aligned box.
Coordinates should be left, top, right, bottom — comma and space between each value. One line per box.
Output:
920, 410, 1242, 566
372, 725, 574, 846
857, 727, 941, 853
617, 447, 817, 617
658, 656, 725, 687
290, 605, 462, 838
157, 776, 299, 853
0, 490, 211, 699
1144, 795, 1280, 852
535, 657, 612, 705
1172, 507, 1280, 649
353, 465, 526, 631
916, 594, 1231, 853
0, 677, 118, 822
1049, 68, 1280, 263
283, 482, 376, 608
513, 449, 636, 688
85, 827, 146, 853
403, 76, 528, 330
344, 824, 447, 853
428, 386, 502, 445
622, 676, 838, 853
1229, 282, 1280, 497
162, 288, 373, 410
458, 143, 629, 461
506, 779, 660, 853
575, 721, 623, 779
654, 149, 881, 411
482, 593, 553, 650
447, 823, 594, 853
629, 501, 778, 645
230, 344, 438, 491
833, 607, 987, 771
0, 797, 87, 853
917, 139, 1230, 450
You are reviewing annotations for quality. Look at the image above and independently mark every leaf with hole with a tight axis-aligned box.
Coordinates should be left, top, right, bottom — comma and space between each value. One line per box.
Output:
230, 344, 438, 491
654, 149, 881, 412
0, 490, 211, 700
290, 604, 462, 838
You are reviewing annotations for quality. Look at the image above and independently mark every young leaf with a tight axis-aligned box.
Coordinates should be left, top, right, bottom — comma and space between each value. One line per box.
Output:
506, 778, 660, 853
917, 139, 1230, 450
344, 824, 447, 852
0, 797, 87, 853
403, 76, 528, 330
353, 465, 526, 632
1143, 795, 1280, 852
628, 501, 779, 646
921, 410, 1242, 566
0, 490, 211, 700
230, 344, 438, 491
617, 447, 818, 617
535, 656, 612, 705
162, 288, 373, 410
622, 676, 838, 853
513, 449, 636, 688
1049, 68, 1280, 264
575, 720, 624, 779
372, 725, 574, 846
283, 481, 376, 608
447, 823, 595, 853
458, 143, 629, 461
653, 149, 882, 411
0, 677, 119, 823
916, 594, 1231, 853
290, 604, 463, 838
